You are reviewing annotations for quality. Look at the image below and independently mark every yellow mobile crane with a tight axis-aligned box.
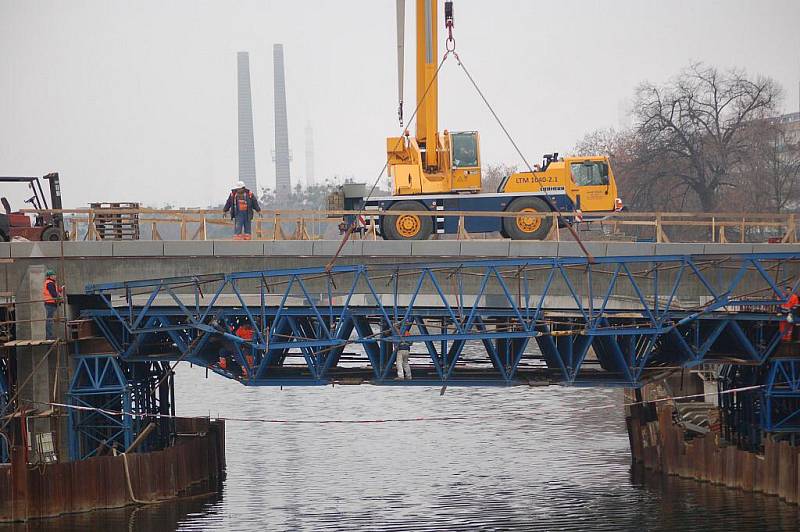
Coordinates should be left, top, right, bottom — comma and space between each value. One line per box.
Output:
340, 0, 623, 240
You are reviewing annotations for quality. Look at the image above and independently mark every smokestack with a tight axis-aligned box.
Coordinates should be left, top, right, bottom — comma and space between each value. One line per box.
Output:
273, 44, 292, 199
236, 52, 257, 192
305, 122, 315, 187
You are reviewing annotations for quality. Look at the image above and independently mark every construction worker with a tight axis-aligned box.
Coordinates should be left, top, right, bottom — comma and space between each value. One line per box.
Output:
781, 285, 800, 342
235, 321, 256, 376
223, 181, 261, 240
42, 269, 63, 340
395, 329, 412, 380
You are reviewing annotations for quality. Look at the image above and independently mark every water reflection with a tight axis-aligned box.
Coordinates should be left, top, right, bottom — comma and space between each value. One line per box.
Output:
4, 358, 799, 531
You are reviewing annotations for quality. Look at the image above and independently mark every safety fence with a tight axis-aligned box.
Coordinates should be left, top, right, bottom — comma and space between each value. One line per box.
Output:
18, 208, 800, 243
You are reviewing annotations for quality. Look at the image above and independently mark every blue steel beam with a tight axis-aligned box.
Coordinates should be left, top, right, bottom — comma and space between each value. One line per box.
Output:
81, 254, 800, 387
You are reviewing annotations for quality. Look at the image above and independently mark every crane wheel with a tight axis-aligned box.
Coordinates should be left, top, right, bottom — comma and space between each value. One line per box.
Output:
382, 201, 433, 240
503, 197, 553, 240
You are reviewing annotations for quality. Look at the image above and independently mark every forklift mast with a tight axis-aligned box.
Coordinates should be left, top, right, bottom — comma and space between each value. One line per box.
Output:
44, 173, 64, 229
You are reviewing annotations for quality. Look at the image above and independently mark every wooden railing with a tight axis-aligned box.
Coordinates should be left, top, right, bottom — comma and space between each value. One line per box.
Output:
20, 208, 799, 243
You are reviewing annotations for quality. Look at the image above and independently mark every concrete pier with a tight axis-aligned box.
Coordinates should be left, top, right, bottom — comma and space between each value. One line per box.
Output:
12, 265, 69, 462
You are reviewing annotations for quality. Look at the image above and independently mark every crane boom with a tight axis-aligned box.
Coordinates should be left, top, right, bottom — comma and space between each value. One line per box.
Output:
415, 0, 438, 168
396, 0, 405, 126
332, 1, 625, 242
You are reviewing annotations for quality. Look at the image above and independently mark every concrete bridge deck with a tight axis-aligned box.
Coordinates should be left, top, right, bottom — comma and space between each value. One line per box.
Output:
3, 240, 798, 297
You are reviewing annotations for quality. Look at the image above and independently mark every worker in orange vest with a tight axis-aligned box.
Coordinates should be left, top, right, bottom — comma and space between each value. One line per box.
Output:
780, 285, 800, 342
223, 181, 261, 240
235, 322, 256, 378
43, 269, 64, 340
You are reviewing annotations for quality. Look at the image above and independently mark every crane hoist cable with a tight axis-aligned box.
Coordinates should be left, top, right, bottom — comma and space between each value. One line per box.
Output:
328, 2, 594, 270
325, 49, 453, 272
450, 50, 594, 262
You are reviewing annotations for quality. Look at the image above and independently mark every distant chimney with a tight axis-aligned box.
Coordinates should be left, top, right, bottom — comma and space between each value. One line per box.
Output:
273, 44, 291, 199
237, 52, 257, 192
305, 122, 315, 187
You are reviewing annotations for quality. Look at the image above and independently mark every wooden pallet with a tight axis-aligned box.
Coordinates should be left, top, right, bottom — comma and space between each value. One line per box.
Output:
90, 202, 141, 240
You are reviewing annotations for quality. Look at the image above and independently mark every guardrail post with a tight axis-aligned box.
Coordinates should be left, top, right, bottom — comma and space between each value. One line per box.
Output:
366, 217, 378, 240
272, 214, 285, 241
740, 217, 746, 243
711, 217, 716, 243
655, 214, 667, 243
553, 212, 560, 241
456, 216, 470, 240
87, 212, 97, 241
784, 214, 796, 243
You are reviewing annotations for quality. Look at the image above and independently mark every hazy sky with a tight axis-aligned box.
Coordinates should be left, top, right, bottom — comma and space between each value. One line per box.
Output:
1, 0, 799, 209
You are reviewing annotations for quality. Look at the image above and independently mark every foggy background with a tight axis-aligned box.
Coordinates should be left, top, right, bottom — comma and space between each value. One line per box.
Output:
1, 0, 798, 209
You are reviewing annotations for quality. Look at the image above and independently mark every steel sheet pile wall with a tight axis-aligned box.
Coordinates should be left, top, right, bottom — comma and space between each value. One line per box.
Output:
0, 418, 225, 523
628, 405, 800, 504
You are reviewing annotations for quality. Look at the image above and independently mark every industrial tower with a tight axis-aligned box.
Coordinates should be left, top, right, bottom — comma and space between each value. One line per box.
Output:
305, 122, 315, 187
236, 52, 257, 192
272, 44, 291, 199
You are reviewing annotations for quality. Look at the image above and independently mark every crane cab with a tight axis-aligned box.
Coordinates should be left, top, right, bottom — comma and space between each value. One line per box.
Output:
387, 130, 482, 196
500, 155, 620, 213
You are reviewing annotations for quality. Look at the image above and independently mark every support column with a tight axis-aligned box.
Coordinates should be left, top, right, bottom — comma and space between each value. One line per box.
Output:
14, 266, 56, 463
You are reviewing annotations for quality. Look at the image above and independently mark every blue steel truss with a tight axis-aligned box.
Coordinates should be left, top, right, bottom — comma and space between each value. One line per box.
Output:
762, 358, 800, 432
68, 355, 132, 460
67, 354, 175, 460
80, 254, 800, 388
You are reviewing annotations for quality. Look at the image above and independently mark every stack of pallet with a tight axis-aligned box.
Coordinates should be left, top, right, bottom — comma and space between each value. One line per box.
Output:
90, 202, 140, 240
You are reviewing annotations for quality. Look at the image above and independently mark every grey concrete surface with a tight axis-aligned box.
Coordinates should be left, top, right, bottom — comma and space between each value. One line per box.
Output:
412, 240, 461, 256
606, 242, 656, 257
61, 241, 114, 257
558, 242, 609, 257
164, 241, 215, 256
312, 240, 364, 256
6, 239, 800, 259
213, 240, 264, 256
10, 242, 63, 258
509, 241, 559, 257
459, 240, 511, 257
362, 240, 412, 256
112, 241, 165, 256
2, 241, 799, 306
267, 241, 314, 256
654, 243, 708, 255
14, 265, 69, 462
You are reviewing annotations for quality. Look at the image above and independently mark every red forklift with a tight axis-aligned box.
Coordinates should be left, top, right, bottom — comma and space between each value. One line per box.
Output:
0, 173, 67, 242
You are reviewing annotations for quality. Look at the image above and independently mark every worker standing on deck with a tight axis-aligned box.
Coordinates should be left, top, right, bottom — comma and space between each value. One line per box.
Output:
223, 181, 261, 240
395, 329, 412, 381
781, 285, 800, 342
42, 269, 63, 340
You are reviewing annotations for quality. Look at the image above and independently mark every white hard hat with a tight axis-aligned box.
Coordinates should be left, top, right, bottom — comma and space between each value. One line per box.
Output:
234, 180, 246, 189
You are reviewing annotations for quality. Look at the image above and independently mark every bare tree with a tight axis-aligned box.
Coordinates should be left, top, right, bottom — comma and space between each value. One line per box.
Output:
633, 63, 781, 211
482, 163, 518, 192
756, 123, 800, 211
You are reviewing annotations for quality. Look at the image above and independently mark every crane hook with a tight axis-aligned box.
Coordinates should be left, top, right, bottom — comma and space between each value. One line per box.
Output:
445, 1, 455, 51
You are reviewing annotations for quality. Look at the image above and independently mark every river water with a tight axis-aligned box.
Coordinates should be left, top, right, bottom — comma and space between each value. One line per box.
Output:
4, 363, 800, 531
